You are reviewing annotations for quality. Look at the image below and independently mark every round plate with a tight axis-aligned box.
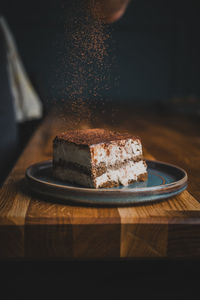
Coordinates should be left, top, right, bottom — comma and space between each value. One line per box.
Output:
25, 160, 188, 206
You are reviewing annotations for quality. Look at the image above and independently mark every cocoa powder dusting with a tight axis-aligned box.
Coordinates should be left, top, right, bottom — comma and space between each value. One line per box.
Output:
55, 128, 139, 145
57, 0, 116, 128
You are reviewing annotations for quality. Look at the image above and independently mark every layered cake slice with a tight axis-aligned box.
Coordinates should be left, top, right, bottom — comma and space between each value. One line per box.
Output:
53, 128, 147, 188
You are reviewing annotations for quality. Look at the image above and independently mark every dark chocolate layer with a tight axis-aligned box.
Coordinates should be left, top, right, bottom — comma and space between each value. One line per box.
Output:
54, 128, 139, 146
53, 160, 91, 175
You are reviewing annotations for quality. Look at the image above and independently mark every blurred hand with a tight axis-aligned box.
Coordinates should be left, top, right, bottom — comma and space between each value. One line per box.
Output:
91, 0, 130, 23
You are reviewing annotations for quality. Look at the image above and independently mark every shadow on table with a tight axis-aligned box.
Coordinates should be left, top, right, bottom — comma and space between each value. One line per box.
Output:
0, 258, 200, 299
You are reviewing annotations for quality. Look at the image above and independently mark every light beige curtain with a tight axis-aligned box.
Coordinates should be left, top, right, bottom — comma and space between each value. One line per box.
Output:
0, 16, 42, 122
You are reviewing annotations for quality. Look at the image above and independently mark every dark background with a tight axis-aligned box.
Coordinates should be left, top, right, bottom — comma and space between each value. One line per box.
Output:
1, 0, 200, 108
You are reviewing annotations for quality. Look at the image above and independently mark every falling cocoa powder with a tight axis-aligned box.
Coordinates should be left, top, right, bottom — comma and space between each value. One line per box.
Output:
57, 0, 116, 128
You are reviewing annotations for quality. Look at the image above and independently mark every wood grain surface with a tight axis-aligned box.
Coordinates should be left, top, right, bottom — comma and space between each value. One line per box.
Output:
0, 108, 200, 259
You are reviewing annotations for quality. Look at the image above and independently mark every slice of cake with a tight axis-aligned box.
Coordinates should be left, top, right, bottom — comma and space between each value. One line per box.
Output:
53, 128, 147, 188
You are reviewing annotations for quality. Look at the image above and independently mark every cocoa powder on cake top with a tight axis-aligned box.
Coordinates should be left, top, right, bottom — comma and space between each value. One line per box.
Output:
55, 128, 140, 146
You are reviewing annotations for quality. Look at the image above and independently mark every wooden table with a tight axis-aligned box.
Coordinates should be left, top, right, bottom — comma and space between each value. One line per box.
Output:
1, 108, 200, 259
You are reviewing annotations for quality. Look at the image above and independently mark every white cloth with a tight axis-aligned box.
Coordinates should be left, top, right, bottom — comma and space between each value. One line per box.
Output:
0, 17, 42, 122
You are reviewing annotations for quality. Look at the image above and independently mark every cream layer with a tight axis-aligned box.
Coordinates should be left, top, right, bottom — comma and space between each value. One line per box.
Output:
95, 160, 147, 188
54, 160, 147, 188
53, 139, 143, 169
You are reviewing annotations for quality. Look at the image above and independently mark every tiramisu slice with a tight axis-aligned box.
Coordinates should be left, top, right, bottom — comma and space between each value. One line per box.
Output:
53, 129, 147, 188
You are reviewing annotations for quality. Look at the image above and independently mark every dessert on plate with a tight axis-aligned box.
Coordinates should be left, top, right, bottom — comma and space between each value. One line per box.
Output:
53, 128, 147, 188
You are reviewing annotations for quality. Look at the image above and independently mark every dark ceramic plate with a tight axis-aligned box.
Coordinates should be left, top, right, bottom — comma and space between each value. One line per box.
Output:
26, 160, 187, 206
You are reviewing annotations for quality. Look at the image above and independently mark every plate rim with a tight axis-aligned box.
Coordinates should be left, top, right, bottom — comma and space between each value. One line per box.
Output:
26, 159, 188, 195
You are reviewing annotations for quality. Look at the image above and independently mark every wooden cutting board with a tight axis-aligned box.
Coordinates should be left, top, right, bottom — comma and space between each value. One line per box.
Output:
0, 110, 200, 259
